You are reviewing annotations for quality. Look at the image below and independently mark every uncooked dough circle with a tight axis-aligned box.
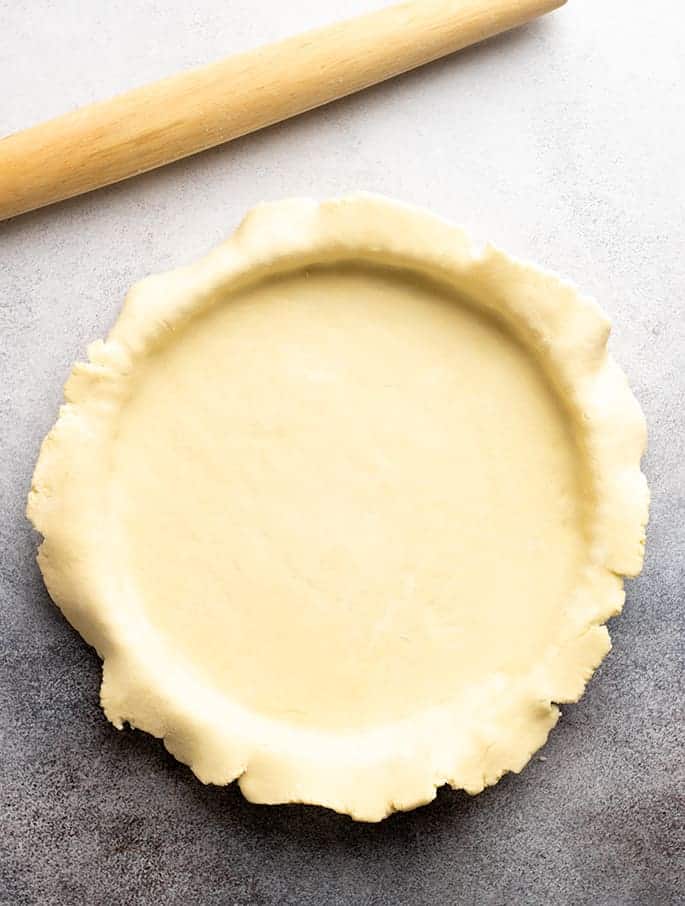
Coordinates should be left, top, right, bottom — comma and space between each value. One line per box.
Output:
28, 195, 648, 821
115, 263, 585, 731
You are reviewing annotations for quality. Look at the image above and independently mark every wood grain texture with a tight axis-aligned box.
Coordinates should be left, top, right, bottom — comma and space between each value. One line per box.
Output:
0, 0, 565, 220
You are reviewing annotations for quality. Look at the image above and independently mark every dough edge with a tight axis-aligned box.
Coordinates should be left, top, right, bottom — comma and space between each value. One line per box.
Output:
27, 193, 649, 821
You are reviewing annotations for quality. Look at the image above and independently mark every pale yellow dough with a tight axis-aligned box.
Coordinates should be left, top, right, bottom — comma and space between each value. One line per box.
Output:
28, 195, 648, 821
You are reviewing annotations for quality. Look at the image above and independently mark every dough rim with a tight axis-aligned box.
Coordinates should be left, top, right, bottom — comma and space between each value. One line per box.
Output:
27, 194, 649, 821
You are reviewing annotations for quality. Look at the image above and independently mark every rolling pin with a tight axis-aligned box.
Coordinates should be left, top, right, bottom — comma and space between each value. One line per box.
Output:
0, 0, 565, 221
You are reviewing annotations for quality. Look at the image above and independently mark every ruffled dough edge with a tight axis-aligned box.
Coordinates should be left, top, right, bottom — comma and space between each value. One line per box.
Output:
27, 194, 648, 821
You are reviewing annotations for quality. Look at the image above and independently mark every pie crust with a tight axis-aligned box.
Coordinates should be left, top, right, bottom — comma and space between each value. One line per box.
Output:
27, 194, 648, 821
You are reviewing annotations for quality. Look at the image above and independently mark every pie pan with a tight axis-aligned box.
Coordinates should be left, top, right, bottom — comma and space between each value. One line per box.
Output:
28, 195, 648, 821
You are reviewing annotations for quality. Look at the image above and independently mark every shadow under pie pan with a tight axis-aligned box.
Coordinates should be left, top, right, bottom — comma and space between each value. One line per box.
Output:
27, 194, 648, 821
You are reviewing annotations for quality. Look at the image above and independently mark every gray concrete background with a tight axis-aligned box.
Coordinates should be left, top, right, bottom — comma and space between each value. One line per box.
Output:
1, 1, 683, 904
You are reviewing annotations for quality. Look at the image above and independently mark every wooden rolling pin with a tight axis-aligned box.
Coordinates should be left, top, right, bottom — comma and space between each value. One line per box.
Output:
0, 0, 565, 221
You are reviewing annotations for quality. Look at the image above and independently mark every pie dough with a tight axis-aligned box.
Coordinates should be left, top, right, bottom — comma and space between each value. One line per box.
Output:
27, 194, 648, 821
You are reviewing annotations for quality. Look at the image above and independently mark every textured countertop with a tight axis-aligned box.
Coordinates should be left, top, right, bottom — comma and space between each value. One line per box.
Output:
1, 1, 683, 904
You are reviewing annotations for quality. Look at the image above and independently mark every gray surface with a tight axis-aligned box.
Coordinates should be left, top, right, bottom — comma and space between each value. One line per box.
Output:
1, 1, 684, 904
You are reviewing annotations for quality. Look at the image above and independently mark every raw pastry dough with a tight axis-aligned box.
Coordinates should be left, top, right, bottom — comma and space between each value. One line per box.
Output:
28, 195, 648, 820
